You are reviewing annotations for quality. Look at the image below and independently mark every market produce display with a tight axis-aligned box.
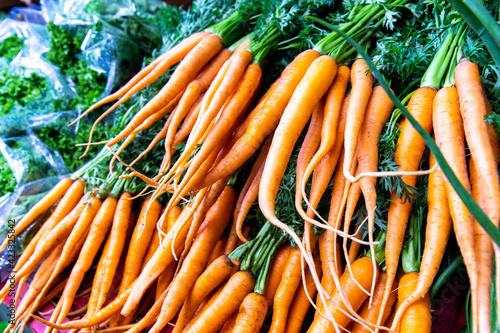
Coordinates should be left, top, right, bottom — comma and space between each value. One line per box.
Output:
0, 0, 499, 332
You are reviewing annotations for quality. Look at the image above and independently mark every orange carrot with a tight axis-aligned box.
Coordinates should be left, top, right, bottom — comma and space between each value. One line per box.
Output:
0, 177, 73, 253
182, 270, 256, 333
398, 272, 431, 333
143, 186, 237, 331
172, 255, 236, 333
264, 244, 292, 308
198, 50, 321, 188
352, 272, 398, 333
433, 86, 478, 332
390, 154, 451, 329
231, 292, 268, 333
377, 86, 436, 328
108, 33, 223, 146
308, 257, 378, 332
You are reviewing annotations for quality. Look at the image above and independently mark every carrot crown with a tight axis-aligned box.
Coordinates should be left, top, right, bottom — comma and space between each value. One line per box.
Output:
401, 207, 424, 274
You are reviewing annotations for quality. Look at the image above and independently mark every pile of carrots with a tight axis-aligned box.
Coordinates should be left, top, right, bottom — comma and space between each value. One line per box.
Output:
0, 0, 499, 332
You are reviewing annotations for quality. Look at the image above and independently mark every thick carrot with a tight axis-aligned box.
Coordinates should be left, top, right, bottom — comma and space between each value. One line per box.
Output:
182, 270, 256, 333
352, 272, 398, 333
76, 31, 209, 119
398, 272, 431, 333
219, 313, 237, 333
308, 257, 378, 332
231, 292, 268, 333
285, 256, 322, 333
342, 59, 373, 182
172, 254, 236, 333
198, 50, 321, 188
376, 86, 436, 328
433, 86, 479, 332
87, 192, 133, 316
144, 186, 237, 331
108, 33, 223, 146
0, 177, 73, 253
390, 154, 451, 329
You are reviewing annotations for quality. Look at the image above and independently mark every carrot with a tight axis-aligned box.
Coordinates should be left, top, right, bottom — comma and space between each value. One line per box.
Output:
4, 179, 84, 288
352, 272, 398, 333
219, 313, 238, 333
207, 237, 227, 266
182, 270, 256, 333
2, 194, 87, 296
119, 198, 162, 295
108, 33, 223, 146
74, 31, 209, 121
155, 261, 177, 302
140, 228, 161, 271
171, 94, 204, 148
198, 49, 320, 188
143, 186, 237, 331
285, 256, 322, 333
433, 86, 479, 332
259, 58, 337, 317
298, 65, 350, 220
172, 255, 237, 333
456, 60, 500, 332
264, 244, 292, 308
269, 248, 304, 333
87, 192, 133, 316
398, 272, 431, 333
44, 195, 116, 328
231, 292, 268, 333
376, 86, 436, 329
342, 59, 373, 182
121, 195, 197, 313
308, 257, 378, 332
0, 177, 73, 253
390, 154, 451, 329
164, 63, 262, 210
162, 49, 232, 168
234, 134, 273, 242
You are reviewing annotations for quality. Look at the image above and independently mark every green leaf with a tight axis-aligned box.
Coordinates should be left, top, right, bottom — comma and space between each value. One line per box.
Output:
447, 0, 500, 67
324, 23, 500, 246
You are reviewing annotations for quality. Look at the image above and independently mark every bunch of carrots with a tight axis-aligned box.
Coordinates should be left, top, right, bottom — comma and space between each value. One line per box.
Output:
0, 0, 499, 332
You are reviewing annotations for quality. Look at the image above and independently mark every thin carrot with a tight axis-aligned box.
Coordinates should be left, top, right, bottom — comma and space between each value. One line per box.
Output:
207, 237, 227, 266
390, 154, 451, 329
342, 58, 373, 182
219, 313, 238, 333
0, 177, 73, 253
155, 261, 177, 302
87, 192, 133, 316
183, 270, 256, 333
171, 94, 204, 147
433, 86, 479, 332
234, 134, 273, 242
352, 272, 398, 333
162, 49, 232, 168
264, 244, 292, 308
172, 254, 236, 333
198, 49, 320, 188
398, 272, 431, 333
73, 31, 209, 121
376, 86, 436, 329
308, 257, 378, 332
107, 33, 223, 146
144, 186, 237, 332
285, 256, 322, 333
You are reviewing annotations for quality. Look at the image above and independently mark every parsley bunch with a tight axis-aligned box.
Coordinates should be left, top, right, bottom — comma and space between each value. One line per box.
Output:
0, 35, 24, 62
